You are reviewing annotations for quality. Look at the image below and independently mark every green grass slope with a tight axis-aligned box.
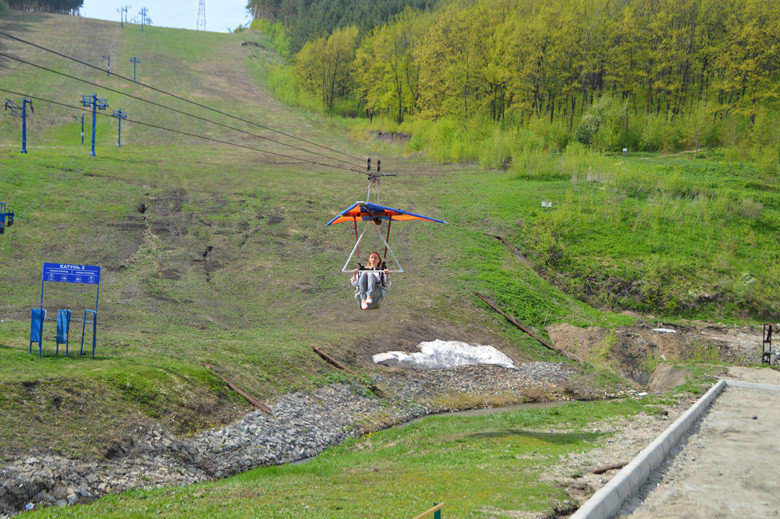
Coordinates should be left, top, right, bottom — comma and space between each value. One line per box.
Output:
34, 399, 660, 518
0, 12, 607, 458
0, 10, 776, 468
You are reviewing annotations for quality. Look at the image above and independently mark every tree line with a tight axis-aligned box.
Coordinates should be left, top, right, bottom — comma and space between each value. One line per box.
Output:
290, 0, 779, 150
246, 0, 437, 52
6, 0, 82, 13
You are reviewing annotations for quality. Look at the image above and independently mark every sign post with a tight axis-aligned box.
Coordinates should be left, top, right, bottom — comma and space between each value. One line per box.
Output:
36, 263, 101, 358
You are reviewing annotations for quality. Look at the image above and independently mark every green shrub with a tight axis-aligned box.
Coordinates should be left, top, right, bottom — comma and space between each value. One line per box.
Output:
267, 64, 323, 111
574, 110, 600, 146
478, 126, 514, 169
250, 19, 291, 57
331, 97, 362, 118
510, 150, 566, 180
639, 114, 665, 151
574, 95, 628, 151
563, 142, 616, 183
661, 118, 686, 151
737, 198, 763, 220
528, 116, 571, 151
401, 118, 434, 152
513, 125, 546, 152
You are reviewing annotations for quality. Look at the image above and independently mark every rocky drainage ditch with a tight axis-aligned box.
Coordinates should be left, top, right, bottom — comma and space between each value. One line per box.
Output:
0, 361, 582, 516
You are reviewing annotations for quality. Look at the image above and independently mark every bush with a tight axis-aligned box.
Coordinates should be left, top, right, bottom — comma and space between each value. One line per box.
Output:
754, 145, 779, 176
330, 97, 362, 118
528, 116, 571, 150
574, 95, 628, 151
509, 150, 565, 180
428, 116, 465, 162
661, 119, 686, 151
574, 110, 600, 146
250, 19, 291, 57
737, 198, 763, 220
562, 142, 615, 183
544, 120, 572, 151
639, 114, 664, 151
401, 118, 434, 152
267, 64, 323, 111
478, 126, 514, 169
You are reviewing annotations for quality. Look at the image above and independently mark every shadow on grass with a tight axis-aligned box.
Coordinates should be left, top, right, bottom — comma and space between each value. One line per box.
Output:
468, 429, 606, 445
18, 348, 111, 362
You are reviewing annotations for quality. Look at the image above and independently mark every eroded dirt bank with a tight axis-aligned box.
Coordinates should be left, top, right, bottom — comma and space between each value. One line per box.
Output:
547, 321, 768, 384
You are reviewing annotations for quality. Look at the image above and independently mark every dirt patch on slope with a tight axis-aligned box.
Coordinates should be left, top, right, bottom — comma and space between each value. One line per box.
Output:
645, 364, 687, 393
546, 321, 766, 386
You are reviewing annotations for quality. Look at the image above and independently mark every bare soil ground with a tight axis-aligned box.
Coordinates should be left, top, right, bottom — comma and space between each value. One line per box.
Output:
541, 366, 780, 519
546, 321, 768, 385
536, 320, 777, 517
618, 367, 780, 519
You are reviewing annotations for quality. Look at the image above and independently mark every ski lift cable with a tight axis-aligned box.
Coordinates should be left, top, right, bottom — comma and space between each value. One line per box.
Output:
0, 153, 29, 184
0, 88, 363, 174
1, 117, 73, 190
11, 156, 78, 222
0, 31, 365, 163
0, 52, 364, 171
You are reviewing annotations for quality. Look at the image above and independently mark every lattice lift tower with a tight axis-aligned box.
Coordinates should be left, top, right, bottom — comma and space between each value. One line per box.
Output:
197, 0, 206, 31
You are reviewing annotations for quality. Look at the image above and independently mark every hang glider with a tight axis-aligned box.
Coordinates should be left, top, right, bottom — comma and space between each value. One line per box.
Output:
327, 201, 446, 273
326, 201, 447, 226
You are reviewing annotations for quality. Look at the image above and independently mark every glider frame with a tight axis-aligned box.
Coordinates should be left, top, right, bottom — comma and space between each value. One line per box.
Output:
341, 219, 404, 273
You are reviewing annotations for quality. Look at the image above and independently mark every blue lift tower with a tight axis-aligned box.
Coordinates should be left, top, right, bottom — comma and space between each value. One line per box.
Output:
4, 97, 33, 153
112, 109, 127, 147
129, 56, 141, 82
81, 93, 108, 157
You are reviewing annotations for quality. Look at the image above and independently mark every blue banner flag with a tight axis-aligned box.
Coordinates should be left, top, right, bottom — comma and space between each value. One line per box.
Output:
42, 263, 101, 285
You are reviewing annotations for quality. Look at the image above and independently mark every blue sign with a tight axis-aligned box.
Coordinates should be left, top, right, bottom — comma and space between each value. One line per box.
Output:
42, 263, 101, 285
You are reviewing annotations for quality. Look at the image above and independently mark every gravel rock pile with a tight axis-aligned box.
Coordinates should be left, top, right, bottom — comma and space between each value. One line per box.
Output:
373, 362, 581, 403
0, 363, 579, 516
191, 383, 430, 479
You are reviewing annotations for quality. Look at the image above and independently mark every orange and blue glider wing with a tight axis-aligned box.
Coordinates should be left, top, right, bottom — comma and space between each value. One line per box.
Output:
326, 201, 446, 226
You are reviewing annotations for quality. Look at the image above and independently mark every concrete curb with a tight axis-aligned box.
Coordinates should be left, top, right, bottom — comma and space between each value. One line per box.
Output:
721, 379, 780, 392
572, 378, 780, 519
570, 379, 729, 519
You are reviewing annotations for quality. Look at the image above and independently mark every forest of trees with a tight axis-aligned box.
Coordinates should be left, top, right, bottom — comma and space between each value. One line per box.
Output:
5, 0, 81, 13
246, 0, 437, 52
289, 0, 779, 151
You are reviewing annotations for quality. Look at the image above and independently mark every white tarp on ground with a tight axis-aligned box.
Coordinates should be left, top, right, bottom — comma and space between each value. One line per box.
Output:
372, 339, 517, 370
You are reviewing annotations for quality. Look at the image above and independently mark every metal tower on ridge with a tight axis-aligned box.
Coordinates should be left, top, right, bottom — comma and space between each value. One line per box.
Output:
197, 0, 206, 31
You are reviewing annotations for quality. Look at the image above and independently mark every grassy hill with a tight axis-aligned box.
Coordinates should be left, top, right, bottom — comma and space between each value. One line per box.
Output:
0, 11, 599, 458
0, 9, 776, 469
